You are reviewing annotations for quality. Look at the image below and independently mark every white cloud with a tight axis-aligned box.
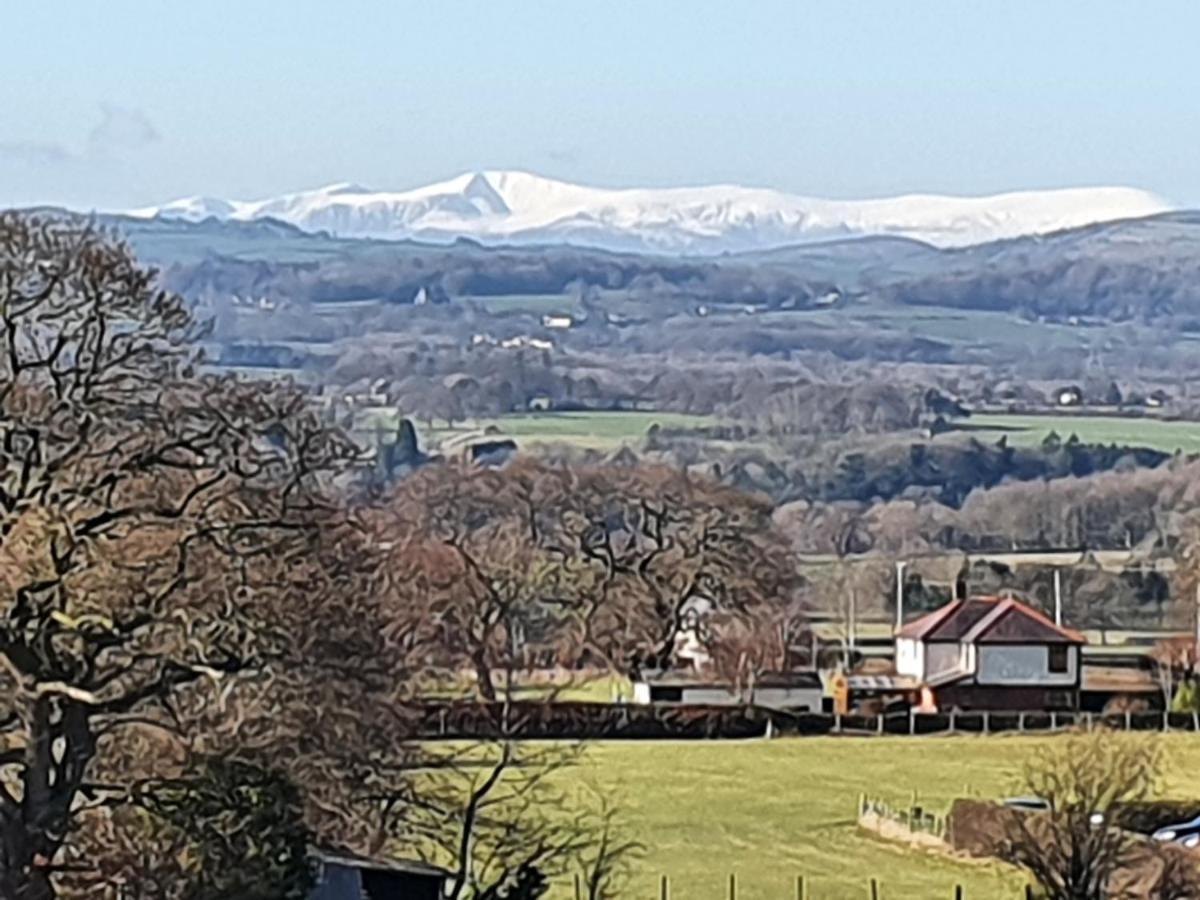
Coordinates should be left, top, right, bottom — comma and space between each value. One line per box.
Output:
0, 104, 159, 167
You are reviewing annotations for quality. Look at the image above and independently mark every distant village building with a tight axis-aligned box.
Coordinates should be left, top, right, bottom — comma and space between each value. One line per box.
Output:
1147, 389, 1170, 408
541, 314, 574, 329
1055, 385, 1083, 407
499, 335, 554, 351
895, 596, 1084, 712
310, 850, 449, 900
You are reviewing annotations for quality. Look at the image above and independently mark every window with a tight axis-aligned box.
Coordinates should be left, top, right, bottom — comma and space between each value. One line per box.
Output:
650, 686, 683, 702
1047, 645, 1069, 674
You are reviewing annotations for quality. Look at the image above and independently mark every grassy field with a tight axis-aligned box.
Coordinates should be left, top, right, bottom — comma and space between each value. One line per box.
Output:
550, 735, 1200, 900
959, 413, 1200, 454
466, 293, 580, 315
423, 410, 718, 452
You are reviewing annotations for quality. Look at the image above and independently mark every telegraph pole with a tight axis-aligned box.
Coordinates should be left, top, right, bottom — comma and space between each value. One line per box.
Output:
1054, 569, 1063, 626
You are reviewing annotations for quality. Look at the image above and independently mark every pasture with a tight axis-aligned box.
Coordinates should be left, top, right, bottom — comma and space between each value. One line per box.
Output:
465, 293, 581, 315
961, 413, 1200, 454
555, 734, 1200, 900
425, 410, 718, 452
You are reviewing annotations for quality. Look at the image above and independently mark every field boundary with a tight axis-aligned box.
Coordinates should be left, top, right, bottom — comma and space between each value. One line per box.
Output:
410, 701, 1200, 740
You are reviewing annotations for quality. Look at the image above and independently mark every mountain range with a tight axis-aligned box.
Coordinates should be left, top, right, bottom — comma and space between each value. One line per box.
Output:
125, 171, 1171, 254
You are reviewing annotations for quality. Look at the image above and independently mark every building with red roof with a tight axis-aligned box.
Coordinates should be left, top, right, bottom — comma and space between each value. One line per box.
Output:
895, 596, 1086, 712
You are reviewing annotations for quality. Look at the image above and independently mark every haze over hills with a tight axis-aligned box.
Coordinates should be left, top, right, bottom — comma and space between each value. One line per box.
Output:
124, 170, 1172, 254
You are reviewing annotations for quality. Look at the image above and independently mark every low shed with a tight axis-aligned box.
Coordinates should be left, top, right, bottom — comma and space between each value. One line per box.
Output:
310, 850, 450, 900
632, 671, 823, 711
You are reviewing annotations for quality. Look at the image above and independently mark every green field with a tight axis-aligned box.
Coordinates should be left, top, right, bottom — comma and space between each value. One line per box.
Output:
956, 413, 1200, 454
425, 411, 718, 452
553, 735, 1200, 900
466, 293, 580, 315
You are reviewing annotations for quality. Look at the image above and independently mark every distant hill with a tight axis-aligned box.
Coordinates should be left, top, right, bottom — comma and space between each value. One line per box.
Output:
876, 211, 1200, 321
13, 205, 1200, 340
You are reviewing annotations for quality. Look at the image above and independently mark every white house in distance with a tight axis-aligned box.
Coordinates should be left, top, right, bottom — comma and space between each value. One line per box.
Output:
895, 596, 1085, 712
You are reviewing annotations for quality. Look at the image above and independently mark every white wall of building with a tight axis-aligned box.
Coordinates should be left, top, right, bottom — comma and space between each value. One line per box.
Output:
976, 645, 1077, 686
895, 637, 924, 678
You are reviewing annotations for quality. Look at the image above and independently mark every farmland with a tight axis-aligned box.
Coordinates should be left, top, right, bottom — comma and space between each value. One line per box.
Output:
958, 413, 1200, 454
417, 410, 718, 452
552, 735, 1200, 900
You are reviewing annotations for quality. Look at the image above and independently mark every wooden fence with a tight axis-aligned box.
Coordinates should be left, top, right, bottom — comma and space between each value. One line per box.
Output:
577, 873, 1034, 899
410, 701, 1200, 740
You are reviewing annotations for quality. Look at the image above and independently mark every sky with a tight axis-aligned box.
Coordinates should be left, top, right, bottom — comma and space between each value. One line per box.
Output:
2, 1, 1199, 210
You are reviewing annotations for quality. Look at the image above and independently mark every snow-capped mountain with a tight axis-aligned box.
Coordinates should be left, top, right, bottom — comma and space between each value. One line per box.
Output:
125, 171, 1172, 253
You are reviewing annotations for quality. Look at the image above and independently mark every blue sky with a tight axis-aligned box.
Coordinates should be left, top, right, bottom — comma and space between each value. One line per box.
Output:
3, 1, 1198, 209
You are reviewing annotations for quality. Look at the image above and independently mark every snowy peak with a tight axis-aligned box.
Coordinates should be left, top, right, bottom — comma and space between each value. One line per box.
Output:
125, 171, 1172, 253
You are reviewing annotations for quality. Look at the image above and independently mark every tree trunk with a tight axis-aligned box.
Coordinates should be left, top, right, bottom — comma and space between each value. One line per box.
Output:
474, 655, 497, 702
0, 821, 55, 900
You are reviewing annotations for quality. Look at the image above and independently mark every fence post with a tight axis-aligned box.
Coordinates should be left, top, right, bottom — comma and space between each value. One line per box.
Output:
574, 874, 582, 900
909, 708, 916, 735
949, 710, 956, 734
835, 712, 842, 734
1086, 712, 1094, 731
877, 713, 884, 735
1018, 712, 1025, 733
954, 885, 963, 900
1194, 711, 1199, 732
1025, 884, 1034, 900
1050, 711, 1057, 731
870, 877, 880, 900
728, 873, 737, 900
797, 875, 806, 900
982, 711, 990, 735
1164, 711, 1170, 733
1126, 710, 1132, 732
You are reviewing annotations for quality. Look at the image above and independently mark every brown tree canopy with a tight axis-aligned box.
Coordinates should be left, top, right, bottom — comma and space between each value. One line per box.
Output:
376, 457, 804, 697
0, 213, 360, 899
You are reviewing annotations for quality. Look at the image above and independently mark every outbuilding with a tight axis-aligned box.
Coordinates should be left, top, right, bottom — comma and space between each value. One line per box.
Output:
632, 671, 823, 711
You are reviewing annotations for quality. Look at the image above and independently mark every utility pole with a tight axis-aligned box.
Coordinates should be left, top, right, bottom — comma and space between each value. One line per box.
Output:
895, 561, 907, 630
1054, 568, 1063, 626
849, 588, 857, 651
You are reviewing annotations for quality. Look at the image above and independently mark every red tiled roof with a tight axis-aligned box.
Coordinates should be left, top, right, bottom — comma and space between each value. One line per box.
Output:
896, 596, 1085, 645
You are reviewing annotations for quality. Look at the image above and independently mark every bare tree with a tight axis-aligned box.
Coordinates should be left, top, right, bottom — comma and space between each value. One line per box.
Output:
571, 789, 644, 900
1150, 637, 1197, 710
1002, 730, 1162, 900
378, 459, 803, 695
0, 213, 356, 899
